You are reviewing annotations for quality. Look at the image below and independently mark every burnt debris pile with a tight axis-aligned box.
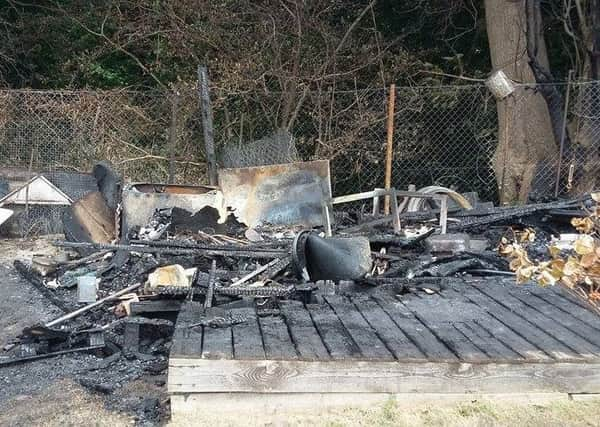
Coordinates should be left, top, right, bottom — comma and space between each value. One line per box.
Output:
2, 160, 597, 392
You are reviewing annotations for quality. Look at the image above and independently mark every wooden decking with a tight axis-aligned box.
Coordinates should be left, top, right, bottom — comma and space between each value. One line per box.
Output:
168, 278, 600, 410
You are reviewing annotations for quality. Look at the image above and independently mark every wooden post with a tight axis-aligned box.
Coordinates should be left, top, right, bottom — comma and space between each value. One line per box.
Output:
554, 69, 573, 197
322, 201, 333, 237
439, 195, 448, 235
198, 65, 218, 186
383, 84, 396, 215
390, 188, 401, 233
168, 92, 179, 184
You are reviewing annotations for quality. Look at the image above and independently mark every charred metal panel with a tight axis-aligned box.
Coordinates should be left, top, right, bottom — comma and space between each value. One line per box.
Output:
122, 183, 224, 235
218, 160, 331, 227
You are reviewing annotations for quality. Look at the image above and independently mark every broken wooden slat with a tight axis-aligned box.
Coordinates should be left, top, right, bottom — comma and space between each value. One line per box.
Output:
130, 300, 182, 315
123, 322, 140, 352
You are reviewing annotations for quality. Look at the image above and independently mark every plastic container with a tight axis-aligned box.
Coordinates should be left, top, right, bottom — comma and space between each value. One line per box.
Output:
77, 274, 97, 303
485, 70, 516, 99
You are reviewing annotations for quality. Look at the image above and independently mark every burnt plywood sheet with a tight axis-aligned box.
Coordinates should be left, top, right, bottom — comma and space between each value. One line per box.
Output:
69, 191, 115, 243
218, 160, 331, 228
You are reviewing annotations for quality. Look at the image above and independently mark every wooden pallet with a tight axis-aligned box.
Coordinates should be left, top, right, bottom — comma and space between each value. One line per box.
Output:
168, 278, 600, 415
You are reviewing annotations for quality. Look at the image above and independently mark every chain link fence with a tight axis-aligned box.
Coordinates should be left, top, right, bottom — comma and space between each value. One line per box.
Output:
0, 80, 598, 235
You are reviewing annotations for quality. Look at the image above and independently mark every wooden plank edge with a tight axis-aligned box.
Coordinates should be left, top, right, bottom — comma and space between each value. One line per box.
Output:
169, 392, 571, 420
168, 358, 600, 394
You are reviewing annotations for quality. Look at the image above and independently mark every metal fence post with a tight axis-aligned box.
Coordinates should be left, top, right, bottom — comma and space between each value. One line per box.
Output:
197, 65, 218, 186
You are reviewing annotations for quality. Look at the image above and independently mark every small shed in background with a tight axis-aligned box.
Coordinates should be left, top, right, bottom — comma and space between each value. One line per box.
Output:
0, 169, 98, 236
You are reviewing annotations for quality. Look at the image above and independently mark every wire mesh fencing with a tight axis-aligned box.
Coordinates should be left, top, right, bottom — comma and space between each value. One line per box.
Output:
0, 80, 599, 235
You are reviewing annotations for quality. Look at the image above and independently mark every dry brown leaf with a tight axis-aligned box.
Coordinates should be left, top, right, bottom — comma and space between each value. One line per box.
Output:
591, 192, 600, 202
580, 253, 599, 268
563, 257, 581, 276
516, 265, 536, 284
549, 245, 562, 258
538, 269, 558, 286
572, 217, 595, 234
519, 228, 536, 243
589, 291, 600, 301
574, 235, 595, 255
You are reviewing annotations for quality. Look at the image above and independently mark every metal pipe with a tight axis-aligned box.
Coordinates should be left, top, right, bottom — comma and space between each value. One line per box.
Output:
45, 282, 143, 328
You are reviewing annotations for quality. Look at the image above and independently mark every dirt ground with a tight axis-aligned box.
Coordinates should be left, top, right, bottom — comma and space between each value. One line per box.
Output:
2, 237, 600, 427
0, 237, 168, 427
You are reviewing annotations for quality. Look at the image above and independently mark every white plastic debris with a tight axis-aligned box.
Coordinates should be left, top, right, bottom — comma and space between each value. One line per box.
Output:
146, 264, 191, 289
0, 207, 13, 226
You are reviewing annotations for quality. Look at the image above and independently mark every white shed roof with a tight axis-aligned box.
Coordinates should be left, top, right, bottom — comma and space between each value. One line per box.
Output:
0, 175, 73, 206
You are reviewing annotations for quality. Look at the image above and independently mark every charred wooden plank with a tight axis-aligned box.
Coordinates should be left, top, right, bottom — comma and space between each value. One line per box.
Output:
350, 296, 426, 361
477, 285, 600, 359
507, 286, 600, 349
258, 315, 298, 360
324, 295, 394, 361
231, 307, 265, 360
463, 283, 584, 361
306, 303, 361, 360
170, 302, 204, 358
371, 295, 457, 361
279, 301, 329, 361
129, 300, 182, 315
442, 287, 550, 361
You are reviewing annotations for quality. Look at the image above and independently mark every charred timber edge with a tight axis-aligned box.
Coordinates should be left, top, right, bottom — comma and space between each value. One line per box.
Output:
53, 241, 289, 258
0, 344, 105, 368
129, 239, 286, 252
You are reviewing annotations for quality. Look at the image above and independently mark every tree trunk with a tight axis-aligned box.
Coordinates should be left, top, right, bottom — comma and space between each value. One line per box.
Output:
572, 0, 600, 194
484, 0, 557, 204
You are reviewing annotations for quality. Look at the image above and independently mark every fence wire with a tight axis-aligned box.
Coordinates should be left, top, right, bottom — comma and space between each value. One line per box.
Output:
0, 81, 599, 235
